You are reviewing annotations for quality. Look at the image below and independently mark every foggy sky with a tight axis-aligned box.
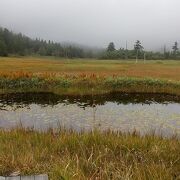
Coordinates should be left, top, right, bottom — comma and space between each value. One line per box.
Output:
0, 0, 180, 50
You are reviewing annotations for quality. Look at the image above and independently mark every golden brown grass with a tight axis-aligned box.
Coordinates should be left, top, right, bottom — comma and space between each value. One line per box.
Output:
0, 57, 180, 95
0, 57, 180, 81
0, 129, 179, 180
0, 57, 179, 98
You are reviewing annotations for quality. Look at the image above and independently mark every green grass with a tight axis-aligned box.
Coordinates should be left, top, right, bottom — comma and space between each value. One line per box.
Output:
0, 129, 179, 179
0, 75, 180, 96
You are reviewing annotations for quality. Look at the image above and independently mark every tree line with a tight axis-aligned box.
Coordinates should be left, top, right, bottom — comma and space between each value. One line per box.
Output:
101, 41, 180, 60
0, 27, 94, 58
0, 27, 179, 60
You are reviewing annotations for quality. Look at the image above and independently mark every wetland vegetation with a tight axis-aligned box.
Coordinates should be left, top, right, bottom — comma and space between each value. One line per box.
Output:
0, 57, 180, 179
0, 57, 180, 96
0, 129, 180, 179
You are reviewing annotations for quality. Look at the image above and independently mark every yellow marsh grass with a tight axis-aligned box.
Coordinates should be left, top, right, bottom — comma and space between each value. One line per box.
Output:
0, 129, 179, 179
0, 57, 180, 81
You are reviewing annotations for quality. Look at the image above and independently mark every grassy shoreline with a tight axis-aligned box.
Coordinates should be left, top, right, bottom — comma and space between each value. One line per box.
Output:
0, 58, 180, 179
0, 129, 179, 179
0, 73, 180, 96
0, 57, 180, 95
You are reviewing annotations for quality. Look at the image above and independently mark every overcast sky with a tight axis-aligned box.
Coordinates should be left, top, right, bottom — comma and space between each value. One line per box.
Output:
0, 0, 179, 50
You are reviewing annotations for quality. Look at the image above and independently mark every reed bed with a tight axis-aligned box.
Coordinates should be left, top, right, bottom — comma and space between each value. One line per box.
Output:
0, 128, 179, 180
0, 71, 180, 95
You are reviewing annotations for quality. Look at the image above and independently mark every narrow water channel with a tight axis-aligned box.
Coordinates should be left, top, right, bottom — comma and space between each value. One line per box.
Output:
0, 92, 179, 137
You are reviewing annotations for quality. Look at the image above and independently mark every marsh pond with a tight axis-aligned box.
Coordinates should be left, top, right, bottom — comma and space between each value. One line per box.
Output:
0, 92, 179, 137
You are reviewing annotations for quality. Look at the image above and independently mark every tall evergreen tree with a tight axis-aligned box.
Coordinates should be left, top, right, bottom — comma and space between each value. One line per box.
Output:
172, 41, 178, 57
134, 40, 144, 63
107, 42, 116, 51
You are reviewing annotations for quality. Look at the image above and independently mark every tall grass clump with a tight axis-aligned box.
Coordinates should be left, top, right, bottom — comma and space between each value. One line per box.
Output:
0, 129, 179, 179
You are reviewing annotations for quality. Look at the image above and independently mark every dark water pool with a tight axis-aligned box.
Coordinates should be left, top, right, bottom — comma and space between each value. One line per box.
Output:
0, 92, 180, 137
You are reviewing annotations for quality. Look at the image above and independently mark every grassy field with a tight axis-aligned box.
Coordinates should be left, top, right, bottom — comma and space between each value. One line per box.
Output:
0, 57, 180, 80
0, 129, 179, 179
0, 57, 180, 95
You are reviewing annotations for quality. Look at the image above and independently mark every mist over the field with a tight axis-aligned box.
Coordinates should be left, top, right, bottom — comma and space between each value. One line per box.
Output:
0, 0, 179, 50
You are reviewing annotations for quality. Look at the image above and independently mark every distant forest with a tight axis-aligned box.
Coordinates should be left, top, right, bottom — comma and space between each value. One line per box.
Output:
0, 27, 95, 58
102, 41, 180, 60
0, 27, 179, 60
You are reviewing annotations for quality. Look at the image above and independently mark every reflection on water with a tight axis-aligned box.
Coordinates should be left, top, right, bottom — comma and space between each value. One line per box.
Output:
0, 92, 180, 137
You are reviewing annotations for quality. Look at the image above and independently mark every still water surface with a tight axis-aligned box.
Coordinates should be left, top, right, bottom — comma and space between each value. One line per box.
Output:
0, 93, 180, 137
